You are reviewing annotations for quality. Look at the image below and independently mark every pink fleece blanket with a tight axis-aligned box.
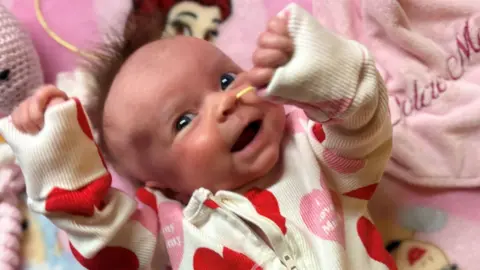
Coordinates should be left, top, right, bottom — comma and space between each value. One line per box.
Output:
312, 1, 480, 269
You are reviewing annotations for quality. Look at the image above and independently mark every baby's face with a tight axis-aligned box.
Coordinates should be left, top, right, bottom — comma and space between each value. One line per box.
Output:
104, 36, 285, 195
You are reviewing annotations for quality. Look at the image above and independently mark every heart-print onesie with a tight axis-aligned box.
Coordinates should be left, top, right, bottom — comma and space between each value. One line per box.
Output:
0, 4, 395, 270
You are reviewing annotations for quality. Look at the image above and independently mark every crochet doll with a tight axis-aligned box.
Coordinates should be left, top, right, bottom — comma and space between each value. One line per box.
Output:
0, 3, 43, 270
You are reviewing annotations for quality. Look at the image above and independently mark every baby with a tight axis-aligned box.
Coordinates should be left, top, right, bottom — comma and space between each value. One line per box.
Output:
1, 4, 394, 270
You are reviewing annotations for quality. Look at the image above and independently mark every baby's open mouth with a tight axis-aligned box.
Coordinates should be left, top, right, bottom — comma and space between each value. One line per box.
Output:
231, 120, 262, 152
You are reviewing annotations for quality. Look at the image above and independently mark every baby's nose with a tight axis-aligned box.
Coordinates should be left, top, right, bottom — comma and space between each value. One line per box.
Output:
216, 92, 237, 122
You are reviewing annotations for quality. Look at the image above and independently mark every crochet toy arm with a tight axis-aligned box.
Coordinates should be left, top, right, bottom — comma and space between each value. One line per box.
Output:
265, 4, 392, 199
0, 99, 162, 269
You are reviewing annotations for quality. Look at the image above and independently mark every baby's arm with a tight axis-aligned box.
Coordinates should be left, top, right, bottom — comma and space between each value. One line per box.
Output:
265, 5, 392, 199
0, 99, 163, 269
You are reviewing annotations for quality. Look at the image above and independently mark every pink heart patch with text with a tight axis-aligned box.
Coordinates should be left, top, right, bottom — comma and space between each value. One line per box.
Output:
158, 201, 185, 270
300, 189, 345, 247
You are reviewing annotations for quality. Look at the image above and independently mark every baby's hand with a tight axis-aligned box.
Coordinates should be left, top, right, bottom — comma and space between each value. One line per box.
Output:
249, 14, 293, 88
11, 85, 68, 134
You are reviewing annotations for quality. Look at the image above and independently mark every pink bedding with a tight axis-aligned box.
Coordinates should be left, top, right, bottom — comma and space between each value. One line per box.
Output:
4, 0, 478, 269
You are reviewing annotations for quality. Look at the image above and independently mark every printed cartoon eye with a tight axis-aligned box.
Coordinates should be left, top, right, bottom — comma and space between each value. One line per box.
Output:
0, 69, 10, 81
21, 219, 29, 231
171, 20, 192, 36
175, 113, 196, 131
220, 73, 236, 90
204, 29, 218, 42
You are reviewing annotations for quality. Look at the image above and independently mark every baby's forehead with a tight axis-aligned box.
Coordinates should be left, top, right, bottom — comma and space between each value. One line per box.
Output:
124, 36, 228, 75
114, 37, 231, 92
112, 36, 239, 101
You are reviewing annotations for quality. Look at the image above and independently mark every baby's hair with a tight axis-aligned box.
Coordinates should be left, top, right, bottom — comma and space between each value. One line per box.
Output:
81, 9, 166, 162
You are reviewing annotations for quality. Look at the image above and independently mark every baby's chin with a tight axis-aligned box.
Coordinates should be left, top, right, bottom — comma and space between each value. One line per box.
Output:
235, 112, 286, 191
231, 146, 283, 193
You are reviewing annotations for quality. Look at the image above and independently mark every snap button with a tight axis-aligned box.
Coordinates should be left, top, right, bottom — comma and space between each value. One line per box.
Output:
221, 198, 230, 204
282, 254, 297, 270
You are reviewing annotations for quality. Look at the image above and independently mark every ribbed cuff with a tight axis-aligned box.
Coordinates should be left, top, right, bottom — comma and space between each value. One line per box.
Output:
266, 4, 364, 110
0, 99, 108, 200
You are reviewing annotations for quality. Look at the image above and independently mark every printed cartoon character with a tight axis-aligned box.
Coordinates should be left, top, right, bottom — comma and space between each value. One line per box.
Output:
20, 201, 47, 265
386, 239, 458, 270
134, 0, 232, 42
20, 200, 83, 270
373, 205, 458, 270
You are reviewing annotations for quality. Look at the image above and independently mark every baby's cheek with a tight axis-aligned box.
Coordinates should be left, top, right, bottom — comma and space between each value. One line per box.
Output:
268, 104, 287, 132
173, 134, 227, 187
172, 132, 220, 172
184, 134, 223, 165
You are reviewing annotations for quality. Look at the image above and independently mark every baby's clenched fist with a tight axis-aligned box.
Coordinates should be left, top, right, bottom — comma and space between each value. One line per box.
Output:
11, 85, 68, 134
249, 13, 293, 88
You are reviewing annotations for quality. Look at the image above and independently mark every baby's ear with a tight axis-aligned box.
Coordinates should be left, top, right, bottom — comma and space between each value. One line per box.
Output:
123, 5, 167, 49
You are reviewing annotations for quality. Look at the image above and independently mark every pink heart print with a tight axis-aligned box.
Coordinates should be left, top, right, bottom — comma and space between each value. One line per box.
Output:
300, 188, 345, 247
158, 201, 185, 270
285, 109, 308, 134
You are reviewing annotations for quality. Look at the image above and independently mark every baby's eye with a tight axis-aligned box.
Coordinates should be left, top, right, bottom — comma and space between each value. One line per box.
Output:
220, 73, 236, 90
175, 113, 196, 131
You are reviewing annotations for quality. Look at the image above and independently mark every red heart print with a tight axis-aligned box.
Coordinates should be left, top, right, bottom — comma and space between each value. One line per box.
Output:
70, 243, 139, 270
312, 123, 325, 143
357, 217, 397, 270
343, 184, 378, 200
193, 247, 262, 270
244, 188, 287, 235
45, 174, 111, 217
136, 187, 159, 214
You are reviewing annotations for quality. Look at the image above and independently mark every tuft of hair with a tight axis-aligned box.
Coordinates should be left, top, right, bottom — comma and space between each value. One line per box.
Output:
80, 8, 166, 158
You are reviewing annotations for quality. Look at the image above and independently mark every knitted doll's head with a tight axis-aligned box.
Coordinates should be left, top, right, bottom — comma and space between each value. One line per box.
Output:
0, 5, 43, 269
0, 4, 43, 115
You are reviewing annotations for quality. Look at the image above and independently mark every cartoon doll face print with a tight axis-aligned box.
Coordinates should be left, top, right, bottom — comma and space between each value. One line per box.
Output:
134, 0, 232, 42
387, 240, 458, 270
166, 1, 222, 42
